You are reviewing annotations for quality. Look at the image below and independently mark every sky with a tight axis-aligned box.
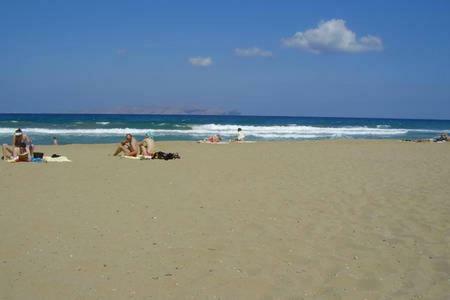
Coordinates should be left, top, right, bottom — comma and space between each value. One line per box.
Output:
1, 0, 450, 119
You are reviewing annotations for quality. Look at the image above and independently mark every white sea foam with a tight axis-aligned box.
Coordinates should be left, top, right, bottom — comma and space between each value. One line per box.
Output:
0, 127, 150, 136
96, 122, 110, 125
376, 124, 391, 129
0, 124, 426, 139
188, 124, 410, 137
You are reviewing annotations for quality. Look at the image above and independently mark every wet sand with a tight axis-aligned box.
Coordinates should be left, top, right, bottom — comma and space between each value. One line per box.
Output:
1, 141, 449, 299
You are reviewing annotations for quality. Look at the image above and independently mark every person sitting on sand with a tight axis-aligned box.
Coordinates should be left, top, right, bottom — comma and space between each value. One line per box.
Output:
234, 128, 245, 142
2, 128, 34, 161
139, 133, 156, 156
113, 133, 139, 157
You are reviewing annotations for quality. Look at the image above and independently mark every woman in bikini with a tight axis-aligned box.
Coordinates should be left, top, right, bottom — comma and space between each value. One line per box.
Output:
2, 129, 34, 161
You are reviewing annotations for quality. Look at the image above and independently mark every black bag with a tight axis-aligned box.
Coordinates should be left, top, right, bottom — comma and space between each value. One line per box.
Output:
152, 151, 180, 160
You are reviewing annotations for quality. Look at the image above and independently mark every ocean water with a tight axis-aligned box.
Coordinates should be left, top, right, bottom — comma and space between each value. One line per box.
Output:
0, 114, 449, 145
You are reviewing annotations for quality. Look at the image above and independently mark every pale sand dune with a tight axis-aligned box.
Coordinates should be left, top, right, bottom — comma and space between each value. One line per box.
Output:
0, 141, 449, 299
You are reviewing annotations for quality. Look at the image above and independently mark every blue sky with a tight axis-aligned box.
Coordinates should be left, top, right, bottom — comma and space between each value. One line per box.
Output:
1, 0, 449, 119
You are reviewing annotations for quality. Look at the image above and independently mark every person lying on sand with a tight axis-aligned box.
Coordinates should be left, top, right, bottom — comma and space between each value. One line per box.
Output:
434, 133, 449, 142
404, 132, 449, 143
113, 133, 139, 157
139, 133, 156, 156
2, 128, 34, 161
205, 134, 222, 143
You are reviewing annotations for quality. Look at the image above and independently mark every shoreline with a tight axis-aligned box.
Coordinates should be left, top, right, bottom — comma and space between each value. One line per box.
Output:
16, 138, 450, 150
11, 138, 441, 146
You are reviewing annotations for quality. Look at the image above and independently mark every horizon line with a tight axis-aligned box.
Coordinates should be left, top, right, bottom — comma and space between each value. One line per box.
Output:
0, 112, 450, 122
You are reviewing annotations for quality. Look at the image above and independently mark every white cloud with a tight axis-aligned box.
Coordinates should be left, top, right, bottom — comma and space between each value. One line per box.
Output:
189, 56, 213, 67
235, 47, 273, 57
282, 19, 383, 54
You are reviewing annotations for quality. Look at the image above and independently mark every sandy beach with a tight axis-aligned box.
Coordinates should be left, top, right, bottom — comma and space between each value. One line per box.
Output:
0, 140, 449, 299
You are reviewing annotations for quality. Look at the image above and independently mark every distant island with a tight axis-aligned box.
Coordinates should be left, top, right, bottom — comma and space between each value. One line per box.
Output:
77, 105, 241, 115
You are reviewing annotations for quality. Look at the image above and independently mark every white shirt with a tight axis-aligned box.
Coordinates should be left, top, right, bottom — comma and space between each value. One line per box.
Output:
237, 131, 245, 141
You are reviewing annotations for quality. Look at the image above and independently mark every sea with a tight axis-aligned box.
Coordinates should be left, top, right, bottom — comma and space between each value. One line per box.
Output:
0, 114, 449, 145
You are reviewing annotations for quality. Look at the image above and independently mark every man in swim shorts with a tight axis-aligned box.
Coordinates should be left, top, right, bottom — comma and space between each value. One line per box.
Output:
113, 133, 139, 157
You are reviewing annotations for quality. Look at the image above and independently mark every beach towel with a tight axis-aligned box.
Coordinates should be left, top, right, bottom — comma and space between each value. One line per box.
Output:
6, 157, 34, 163
121, 155, 141, 160
231, 140, 256, 144
43, 156, 71, 162
6, 156, 71, 163
197, 140, 230, 144
198, 140, 256, 144
121, 155, 152, 160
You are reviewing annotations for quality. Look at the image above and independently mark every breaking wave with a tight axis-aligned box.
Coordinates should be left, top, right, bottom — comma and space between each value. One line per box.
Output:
0, 124, 432, 140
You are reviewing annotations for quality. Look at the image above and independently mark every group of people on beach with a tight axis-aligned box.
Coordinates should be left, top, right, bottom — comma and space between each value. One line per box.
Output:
1, 127, 246, 162
4, 126, 448, 162
113, 133, 156, 157
203, 128, 246, 143
1, 129, 162, 161
112, 133, 182, 160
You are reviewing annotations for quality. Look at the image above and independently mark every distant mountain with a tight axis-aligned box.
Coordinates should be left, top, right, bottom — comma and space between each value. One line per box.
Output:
79, 105, 240, 115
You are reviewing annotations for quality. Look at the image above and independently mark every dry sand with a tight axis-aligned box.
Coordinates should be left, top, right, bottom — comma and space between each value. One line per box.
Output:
1, 141, 449, 299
